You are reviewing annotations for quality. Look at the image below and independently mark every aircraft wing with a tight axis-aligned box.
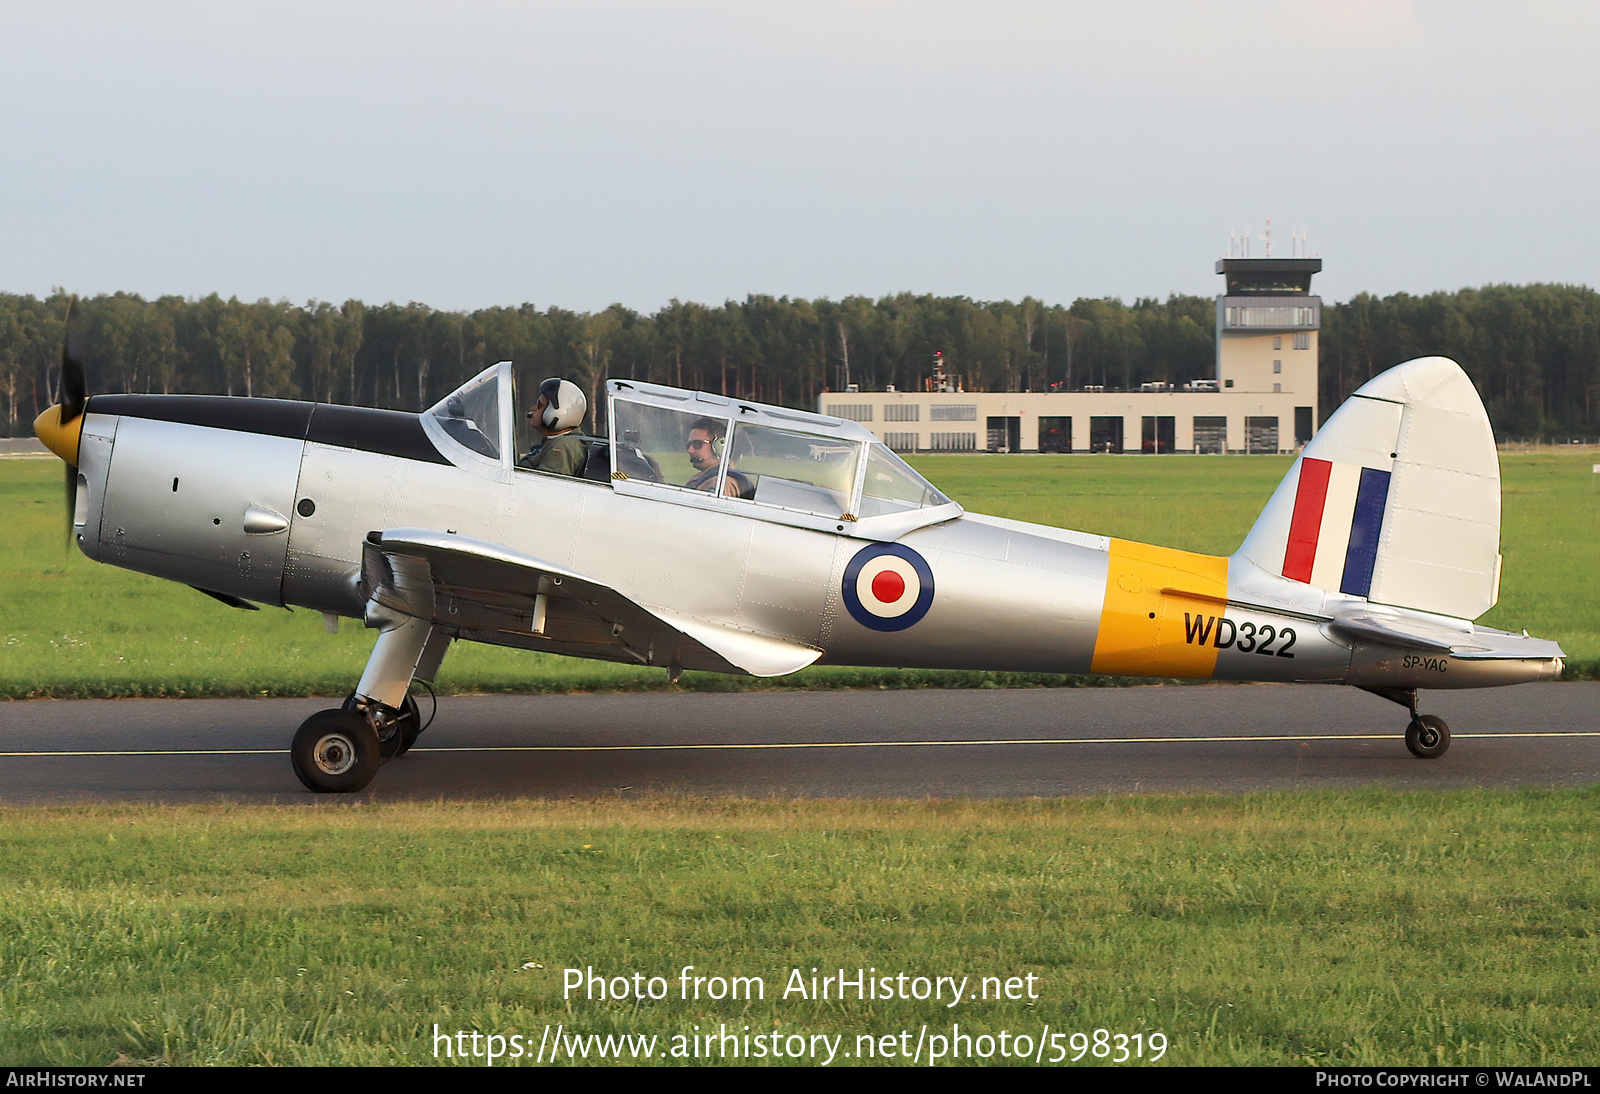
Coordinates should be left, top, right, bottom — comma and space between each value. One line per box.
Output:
359, 528, 821, 677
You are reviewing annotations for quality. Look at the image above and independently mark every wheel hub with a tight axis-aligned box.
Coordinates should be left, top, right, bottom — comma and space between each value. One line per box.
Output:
313, 733, 358, 776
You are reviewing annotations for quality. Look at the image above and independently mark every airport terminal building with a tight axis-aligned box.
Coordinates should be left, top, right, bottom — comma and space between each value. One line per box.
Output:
821, 256, 1322, 455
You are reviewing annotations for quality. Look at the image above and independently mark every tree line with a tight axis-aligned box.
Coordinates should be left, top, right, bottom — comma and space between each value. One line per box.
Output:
3, 284, 1598, 440
1320, 284, 1600, 439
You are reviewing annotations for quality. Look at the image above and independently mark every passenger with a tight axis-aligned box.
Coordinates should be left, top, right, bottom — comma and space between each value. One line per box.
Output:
519, 378, 588, 476
684, 417, 754, 498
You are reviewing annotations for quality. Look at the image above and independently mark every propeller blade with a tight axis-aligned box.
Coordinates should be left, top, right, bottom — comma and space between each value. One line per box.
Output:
56, 298, 87, 546
59, 299, 87, 425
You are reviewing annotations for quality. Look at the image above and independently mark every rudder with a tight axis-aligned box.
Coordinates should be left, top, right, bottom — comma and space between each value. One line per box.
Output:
1236, 356, 1501, 620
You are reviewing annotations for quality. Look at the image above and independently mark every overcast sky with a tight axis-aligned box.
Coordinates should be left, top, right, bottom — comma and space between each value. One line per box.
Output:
3, 1, 1596, 313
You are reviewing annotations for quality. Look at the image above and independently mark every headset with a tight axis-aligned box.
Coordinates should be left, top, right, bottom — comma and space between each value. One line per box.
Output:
687, 416, 727, 467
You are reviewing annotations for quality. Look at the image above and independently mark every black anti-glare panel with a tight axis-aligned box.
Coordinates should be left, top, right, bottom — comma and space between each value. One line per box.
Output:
89, 394, 313, 439
307, 404, 449, 464
86, 395, 449, 465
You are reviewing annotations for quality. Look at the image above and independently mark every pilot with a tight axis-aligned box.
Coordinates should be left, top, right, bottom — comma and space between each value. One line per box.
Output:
520, 378, 588, 476
684, 417, 754, 498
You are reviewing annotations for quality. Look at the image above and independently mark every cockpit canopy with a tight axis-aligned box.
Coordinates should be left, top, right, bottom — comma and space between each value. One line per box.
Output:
421, 365, 960, 539
606, 380, 959, 538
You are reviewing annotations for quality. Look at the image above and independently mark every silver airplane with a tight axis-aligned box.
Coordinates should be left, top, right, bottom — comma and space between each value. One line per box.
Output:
32, 327, 1565, 792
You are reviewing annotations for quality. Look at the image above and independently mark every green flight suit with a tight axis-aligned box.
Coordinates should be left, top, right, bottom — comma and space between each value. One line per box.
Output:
523, 431, 588, 477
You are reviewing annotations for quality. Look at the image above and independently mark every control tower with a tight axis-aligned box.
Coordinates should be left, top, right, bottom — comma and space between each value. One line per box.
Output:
1215, 255, 1321, 445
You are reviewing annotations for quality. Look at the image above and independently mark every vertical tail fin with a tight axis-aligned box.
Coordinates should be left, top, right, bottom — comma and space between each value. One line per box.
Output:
1236, 356, 1501, 620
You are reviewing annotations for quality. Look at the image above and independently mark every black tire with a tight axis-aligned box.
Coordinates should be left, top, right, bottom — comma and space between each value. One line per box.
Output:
1405, 714, 1450, 759
291, 709, 381, 793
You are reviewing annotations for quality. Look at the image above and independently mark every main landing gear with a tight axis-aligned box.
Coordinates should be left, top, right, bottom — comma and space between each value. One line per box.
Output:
290, 610, 450, 793
290, 692, 428, 793
1362, 687, 1451, 759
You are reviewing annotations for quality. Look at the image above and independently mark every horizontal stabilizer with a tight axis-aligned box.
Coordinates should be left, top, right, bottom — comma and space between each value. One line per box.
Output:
1326, 606, 1565, 660
1326, 608, 1463, 653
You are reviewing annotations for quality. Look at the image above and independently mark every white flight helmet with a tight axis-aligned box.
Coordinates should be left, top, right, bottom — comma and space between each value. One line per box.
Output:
536, 377, 587, 431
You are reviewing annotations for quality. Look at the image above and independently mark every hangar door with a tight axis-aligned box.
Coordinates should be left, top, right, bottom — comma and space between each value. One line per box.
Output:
1090, 416, 1124, 453
1038, 416, 1071, 453
1246, 416, 1279, 454
1141, 416, 1175, 454
1193, 416, 1226, 454
986, 416, 1021, 453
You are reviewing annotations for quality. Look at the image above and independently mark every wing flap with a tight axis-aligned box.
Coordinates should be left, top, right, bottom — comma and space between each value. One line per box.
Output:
645, 606, 823, 677
360, 529, 819, 677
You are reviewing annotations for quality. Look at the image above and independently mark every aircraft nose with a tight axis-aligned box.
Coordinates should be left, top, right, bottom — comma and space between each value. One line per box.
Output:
33, 403, 83, 465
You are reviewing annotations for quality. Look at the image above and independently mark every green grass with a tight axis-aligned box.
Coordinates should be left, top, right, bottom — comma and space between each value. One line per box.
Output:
1483, 453, 1600, 667
2, 453, 1596, 697
913, 451, 1294, 553
2, 792, 1597, 1066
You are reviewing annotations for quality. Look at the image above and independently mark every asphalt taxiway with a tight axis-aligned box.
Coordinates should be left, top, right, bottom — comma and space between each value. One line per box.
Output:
0, 683, 1596, 804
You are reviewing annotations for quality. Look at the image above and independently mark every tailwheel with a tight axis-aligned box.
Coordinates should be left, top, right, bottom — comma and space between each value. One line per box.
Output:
291, 708, 381, 793
1405, 714, 1450, 759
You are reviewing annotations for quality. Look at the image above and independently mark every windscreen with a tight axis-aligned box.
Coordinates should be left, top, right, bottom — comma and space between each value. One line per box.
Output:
857, 444, 950, 518
428, 367, 502, 460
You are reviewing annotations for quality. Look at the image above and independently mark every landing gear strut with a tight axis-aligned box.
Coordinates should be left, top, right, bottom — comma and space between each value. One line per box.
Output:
289, 610, 451, 793
1362, 687, 1451, 759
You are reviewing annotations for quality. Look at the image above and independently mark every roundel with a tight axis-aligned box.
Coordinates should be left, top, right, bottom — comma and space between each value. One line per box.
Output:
842, 543, 935, 632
